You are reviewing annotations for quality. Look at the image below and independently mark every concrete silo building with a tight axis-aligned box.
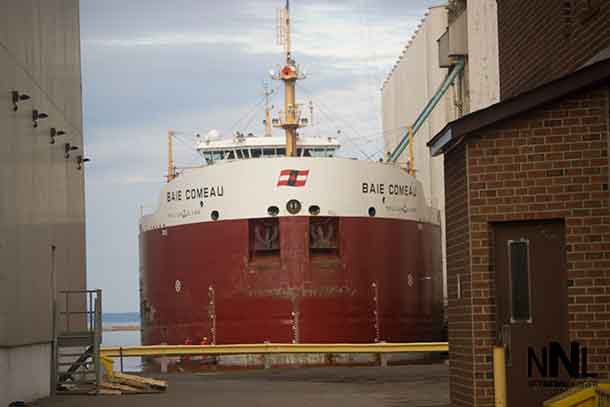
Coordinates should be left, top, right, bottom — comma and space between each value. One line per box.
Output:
381, 0, 500, 298
0, 1, 86, 404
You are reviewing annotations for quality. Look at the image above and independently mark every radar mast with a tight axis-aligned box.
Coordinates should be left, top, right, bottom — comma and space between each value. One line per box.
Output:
271, 0, 307, 156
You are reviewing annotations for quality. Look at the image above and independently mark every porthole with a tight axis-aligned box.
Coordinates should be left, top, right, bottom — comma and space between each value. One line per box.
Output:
368, 207, 376, 217
211, 210, 219, 221
309, 205, 320, 216
268, 206, 279, 216
286, 199, 302, 215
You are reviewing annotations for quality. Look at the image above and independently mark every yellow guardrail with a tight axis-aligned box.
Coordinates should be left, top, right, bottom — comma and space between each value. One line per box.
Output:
100, 342, 448, 358
544, 383, 610, 407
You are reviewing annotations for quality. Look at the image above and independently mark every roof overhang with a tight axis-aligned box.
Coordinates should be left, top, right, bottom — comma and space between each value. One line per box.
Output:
427, 56, 610, 156
429, 126, 453, 156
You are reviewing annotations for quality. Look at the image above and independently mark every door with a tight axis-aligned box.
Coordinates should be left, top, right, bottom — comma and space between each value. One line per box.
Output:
494, 220, 568, 407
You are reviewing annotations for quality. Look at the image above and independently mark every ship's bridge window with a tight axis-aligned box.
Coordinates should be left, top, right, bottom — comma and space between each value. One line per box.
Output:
251, 148, 262, 158
311, 147, 335, 157
309, 148, 323, 157
226, 150, 235, 160
203, 152, 216, 165
263, 148, 275, 157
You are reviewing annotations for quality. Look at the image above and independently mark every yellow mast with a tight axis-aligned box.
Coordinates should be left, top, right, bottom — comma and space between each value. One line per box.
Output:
273, 0, 306, 156
167, 129, 175, 182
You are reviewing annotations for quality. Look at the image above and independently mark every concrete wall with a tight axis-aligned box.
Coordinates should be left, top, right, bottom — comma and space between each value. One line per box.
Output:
0, 344, 52, 403
382, 6, 452, 208
381, 6, 453, 296
466, 0, 500, 111
381, 3, 500, 298
0, 0, 85, 404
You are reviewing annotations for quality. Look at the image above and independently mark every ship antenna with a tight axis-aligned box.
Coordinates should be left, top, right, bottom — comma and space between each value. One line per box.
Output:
309, 100, 314, 127
167, 129, 175, 182
263, 82, 274, 137
285, 0, 291, 62
271, 0, 307, 156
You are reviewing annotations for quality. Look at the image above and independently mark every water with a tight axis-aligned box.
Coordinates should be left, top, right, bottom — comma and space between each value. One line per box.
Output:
102, 312, 142, 372
103, 312, 140, 325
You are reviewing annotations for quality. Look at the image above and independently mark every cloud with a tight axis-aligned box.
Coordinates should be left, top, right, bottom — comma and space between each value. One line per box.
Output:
80, 0, 442, 312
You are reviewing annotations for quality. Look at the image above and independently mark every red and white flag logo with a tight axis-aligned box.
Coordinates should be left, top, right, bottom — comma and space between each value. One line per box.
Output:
277, 169, 309, 187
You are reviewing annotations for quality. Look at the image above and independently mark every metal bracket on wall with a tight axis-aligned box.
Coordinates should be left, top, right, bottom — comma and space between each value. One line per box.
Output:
32, 109, 48, 127
50, 128, 66, 144
11, 90, 30, 111
64, 143, 79, 159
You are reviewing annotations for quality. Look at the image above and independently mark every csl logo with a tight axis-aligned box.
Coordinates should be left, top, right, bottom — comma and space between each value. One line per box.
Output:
528, 342, 597, 379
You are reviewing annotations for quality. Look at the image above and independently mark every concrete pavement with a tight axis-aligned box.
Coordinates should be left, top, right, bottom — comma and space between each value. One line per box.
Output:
37, 364, 449, 407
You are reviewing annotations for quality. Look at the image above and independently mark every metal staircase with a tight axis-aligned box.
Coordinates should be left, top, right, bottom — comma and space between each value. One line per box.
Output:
53, 289, 102, 394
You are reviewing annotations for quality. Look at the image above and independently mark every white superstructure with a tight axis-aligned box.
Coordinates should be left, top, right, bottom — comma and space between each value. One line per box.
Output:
196, 133, 340, 164
141, 156, 440, 232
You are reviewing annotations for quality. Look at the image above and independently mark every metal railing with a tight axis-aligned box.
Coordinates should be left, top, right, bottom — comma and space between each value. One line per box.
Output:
53, 289, 102, 393
101, 341, 448, 358
57, 289, 102, 337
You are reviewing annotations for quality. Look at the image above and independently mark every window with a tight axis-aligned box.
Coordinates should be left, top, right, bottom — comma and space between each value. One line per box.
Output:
508, 239, 531, 322
310, 148, 331, 157
263, 148, 275, 157
236, 149, 244, 159
251, 148, 262, 158
276, 148, 286, 156
226, 150, 235, 160
203, 152, 214, 164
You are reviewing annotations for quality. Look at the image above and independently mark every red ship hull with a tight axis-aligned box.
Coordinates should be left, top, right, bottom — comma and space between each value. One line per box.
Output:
139, 216, 443, 345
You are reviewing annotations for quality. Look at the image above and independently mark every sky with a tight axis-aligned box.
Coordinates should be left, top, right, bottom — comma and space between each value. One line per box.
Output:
81, 0, 442, 312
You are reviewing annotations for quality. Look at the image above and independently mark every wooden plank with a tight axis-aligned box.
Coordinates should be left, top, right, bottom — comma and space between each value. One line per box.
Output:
100, 382, 141, 393
92, 389, 122, 395
113, 372, 168, 389
111, 376, 148, 389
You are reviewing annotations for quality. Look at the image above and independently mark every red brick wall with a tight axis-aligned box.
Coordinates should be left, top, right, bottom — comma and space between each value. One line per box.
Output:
444, 86, 610, 406
444, 143, 475, 407
497, 0, 610, 99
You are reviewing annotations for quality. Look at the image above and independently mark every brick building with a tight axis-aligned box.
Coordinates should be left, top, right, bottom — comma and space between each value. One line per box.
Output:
429, 55, 610, 407
497, 0, 610, 99
425, 2, 610, 406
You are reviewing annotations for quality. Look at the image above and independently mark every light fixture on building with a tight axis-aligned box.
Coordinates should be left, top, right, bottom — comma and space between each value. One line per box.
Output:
11, 91, 31, 111
64, 143, 79, 159
76, 155, 90, 170
50, 128, 66, 144
32, 109, 49, 128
